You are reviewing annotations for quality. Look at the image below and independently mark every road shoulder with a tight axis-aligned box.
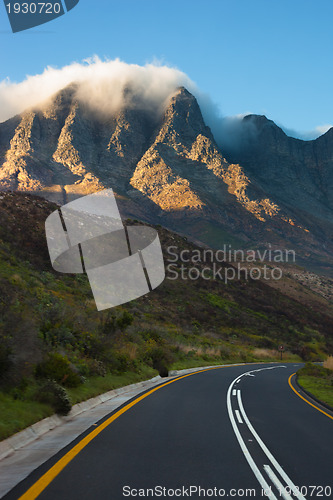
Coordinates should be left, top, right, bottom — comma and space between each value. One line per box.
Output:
289, 373, 333, 419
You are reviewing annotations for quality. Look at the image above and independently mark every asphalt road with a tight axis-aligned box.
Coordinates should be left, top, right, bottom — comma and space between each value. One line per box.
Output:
5, 363, 333, 499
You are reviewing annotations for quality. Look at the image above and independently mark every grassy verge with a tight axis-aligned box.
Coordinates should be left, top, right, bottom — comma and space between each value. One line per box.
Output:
297, 363, 333, 408
170, 358, 232, 370
0, 367, 157, 441
0, 393, 54, 441
67, 366, 157, 404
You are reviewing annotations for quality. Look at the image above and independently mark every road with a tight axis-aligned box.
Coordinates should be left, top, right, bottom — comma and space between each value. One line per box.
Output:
4, 363, 333, 499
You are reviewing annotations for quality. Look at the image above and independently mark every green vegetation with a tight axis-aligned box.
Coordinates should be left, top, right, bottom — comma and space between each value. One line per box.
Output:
67, 367, 156, 404
0, 368, 158, 440
297, 362, 333, 408
0, 192, 333, 440
0, 392, 54, 440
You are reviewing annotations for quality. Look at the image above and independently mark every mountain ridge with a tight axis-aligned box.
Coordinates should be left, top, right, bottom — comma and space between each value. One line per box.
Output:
0, 85, 332, 274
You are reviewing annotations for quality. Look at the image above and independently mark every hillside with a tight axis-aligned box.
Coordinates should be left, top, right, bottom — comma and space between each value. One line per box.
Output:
1, 192, 333, 438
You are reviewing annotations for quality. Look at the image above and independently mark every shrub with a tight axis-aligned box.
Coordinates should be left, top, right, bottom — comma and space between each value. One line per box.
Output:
35, 352, 81, 388
100, 309, 134, 336
113, 353, 134, 373
149, 346, 174, 377
140, 329, 163, 343
37, 380, 72, 415
77, 358, 107, 377
116, 311, 134, 330
43, 326, 75, 347
77, 332, 105, 359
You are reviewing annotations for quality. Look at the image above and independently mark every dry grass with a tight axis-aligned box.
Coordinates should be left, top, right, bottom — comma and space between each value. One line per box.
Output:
203, 347, 221, 357
178, 344, 195, 354
323, 356, 333, 371
253, 348, 279, 359
177, 344, 220, 358
120, 343, 138, 360
194, 347, 205, 357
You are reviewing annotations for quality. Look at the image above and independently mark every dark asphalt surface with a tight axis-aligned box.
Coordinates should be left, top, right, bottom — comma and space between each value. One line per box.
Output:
5, 363, 333, 499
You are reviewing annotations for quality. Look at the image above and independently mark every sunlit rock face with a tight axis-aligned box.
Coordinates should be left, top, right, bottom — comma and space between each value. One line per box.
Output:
0, 85, 332, 270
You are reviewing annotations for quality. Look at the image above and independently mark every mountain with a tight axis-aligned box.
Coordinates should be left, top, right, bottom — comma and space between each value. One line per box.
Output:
0, 85, 332, 273
224, 114, 333, 241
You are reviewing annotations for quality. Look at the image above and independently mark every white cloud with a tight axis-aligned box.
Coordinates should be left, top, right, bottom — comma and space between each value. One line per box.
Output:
0, 57, 330, 148
0, 56, 196, 122
0, 57, 248, 151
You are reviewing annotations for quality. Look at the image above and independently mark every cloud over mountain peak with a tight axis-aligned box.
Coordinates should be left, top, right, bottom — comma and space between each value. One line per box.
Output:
0, 57, 195, 123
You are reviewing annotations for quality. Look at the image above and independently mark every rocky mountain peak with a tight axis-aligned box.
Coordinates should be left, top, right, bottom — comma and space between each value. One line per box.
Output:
242, 114, 288, 144
163, 86, 212, 139
0, 85, 332, 273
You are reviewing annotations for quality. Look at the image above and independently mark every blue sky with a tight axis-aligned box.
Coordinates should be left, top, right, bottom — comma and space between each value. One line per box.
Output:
0, 0, 332, 137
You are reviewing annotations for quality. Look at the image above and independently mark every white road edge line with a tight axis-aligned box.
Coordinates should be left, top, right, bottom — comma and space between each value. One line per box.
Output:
264, 465, 294, 500
236, 371, 306, 500
235, 410, 243, 424
227, 381, 278, 499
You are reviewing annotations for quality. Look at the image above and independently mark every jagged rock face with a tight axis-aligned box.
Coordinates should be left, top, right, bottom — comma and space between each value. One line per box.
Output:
227, 115, 333, 218
222, 115, 333, 261
129, 90, 297, 230
0, 85, 332, 270
0, 84, 157, 204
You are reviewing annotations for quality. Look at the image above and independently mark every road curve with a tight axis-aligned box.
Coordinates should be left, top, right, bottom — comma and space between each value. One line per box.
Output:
4, 363, 333, 500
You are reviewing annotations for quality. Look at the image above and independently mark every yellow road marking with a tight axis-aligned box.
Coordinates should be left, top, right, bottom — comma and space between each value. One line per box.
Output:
19, 365, 235, 500
288, 373, 333, 421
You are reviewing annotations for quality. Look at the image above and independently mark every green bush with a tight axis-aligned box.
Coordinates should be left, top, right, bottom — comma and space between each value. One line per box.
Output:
37, 380, 72, 415
43, 326, 75, 347
117, 311, 134, 330
77, 332, 105, 359
149, 346, 174, 377
77, 358, 107, 377
140, 329, 163, 343
100, 310, 134, 336
113, 353, 133, 373
35, 352, 82, 388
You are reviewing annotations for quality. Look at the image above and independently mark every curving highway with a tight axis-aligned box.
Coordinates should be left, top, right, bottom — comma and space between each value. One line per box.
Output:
4, 363, 333, 500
